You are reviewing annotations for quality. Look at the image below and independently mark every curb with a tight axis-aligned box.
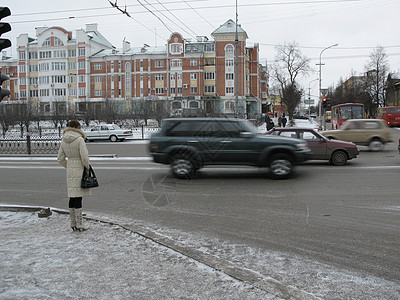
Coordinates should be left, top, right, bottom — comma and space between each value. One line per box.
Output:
0, 205, 315, 300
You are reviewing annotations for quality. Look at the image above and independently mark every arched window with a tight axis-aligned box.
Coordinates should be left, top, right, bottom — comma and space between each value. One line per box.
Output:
54, 37, 63, 46
42, 38, 51, 47
225, 44, 234, 55
224, 100, 235, 113
189, 101, 199, 108
172, 101, 182, 109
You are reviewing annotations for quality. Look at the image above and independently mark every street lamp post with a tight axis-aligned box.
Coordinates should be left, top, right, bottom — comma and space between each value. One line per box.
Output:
317, 43, 338, 129
308, 78, 319, 116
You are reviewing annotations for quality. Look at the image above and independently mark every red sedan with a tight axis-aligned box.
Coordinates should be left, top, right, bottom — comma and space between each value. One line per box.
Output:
266, 127, 359, 166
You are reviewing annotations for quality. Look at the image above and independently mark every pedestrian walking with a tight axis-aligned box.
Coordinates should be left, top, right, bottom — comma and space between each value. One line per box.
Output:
57, 120, 91, 231
278, 115, 282, 127
282, 113, 287, 127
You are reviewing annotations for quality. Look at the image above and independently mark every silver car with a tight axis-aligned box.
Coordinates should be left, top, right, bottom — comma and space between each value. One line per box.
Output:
84, 124, 132, 142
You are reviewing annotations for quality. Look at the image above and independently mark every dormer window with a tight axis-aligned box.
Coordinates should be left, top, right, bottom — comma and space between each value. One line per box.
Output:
42, 37, 51, 47
170, 43, 183, 55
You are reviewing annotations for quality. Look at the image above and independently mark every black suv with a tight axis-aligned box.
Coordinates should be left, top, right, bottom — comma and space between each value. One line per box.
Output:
149, 118, 311, 179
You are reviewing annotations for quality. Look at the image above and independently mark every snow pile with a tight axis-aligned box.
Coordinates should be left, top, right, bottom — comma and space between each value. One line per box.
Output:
0, 211, 276, 300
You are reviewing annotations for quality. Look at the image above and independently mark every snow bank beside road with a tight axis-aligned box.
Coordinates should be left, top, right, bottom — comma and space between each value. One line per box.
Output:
0, 211, 275, 300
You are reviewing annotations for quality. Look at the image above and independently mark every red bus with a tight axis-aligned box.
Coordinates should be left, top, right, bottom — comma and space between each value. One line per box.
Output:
331, 103, 365, 129
377, 106, 400, 127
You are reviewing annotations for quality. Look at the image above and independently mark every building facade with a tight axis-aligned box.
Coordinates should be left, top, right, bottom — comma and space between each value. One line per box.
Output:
0, 20, 268, 119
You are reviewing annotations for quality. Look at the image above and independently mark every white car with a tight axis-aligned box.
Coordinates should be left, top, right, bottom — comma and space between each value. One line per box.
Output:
84, 124, 132, 142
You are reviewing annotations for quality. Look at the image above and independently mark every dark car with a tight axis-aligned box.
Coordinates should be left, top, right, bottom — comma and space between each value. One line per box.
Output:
149, 118, 311, 179
266, 127, 359, 166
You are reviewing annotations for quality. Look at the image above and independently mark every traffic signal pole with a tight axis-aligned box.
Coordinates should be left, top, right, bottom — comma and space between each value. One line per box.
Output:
0, 7, 11, 102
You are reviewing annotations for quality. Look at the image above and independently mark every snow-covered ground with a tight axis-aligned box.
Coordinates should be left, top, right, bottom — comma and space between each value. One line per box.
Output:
0, 209, 276, 300
1, 207, 399, 300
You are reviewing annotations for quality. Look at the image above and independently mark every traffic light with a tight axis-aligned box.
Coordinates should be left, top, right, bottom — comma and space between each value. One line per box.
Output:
0, 7, 11, 102
322, 97, 327, 108
0, 72, 10, 101
0, 7, 11, 52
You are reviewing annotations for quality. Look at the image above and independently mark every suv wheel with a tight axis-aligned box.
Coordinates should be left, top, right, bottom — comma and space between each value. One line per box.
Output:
330, 150, 347, 166
269, 154, 293, 179
369, 138, 384, 151
171, 155, 194, 179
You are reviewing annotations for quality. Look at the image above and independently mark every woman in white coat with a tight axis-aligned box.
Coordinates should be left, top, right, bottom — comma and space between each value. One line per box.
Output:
57, 120, 91, 231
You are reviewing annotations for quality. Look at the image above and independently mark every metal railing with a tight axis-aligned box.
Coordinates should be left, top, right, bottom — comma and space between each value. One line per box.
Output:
0, 135, 62, 155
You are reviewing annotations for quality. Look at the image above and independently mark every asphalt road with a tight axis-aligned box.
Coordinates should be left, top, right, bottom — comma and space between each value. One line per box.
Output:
1, 132, 400, 293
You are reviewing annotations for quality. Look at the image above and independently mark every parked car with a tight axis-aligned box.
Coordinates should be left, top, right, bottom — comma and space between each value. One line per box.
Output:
84, 124, 132, 142
321, 119, 392, 151
266, 127, 359, 165
149, 118, 311, 179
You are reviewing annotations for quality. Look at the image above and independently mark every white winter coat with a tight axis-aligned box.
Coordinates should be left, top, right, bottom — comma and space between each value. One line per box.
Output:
57, 127, 91, 197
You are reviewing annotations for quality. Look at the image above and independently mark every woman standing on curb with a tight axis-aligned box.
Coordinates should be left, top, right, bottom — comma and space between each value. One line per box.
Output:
57, 120, 91, 231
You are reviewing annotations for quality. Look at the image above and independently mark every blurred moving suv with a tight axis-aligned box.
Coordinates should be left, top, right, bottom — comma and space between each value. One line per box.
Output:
321, 119, 392, 151
149, 118, 311, 179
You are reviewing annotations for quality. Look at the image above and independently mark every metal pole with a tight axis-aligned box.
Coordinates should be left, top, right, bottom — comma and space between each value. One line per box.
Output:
317, 43, 338, 130
234, 0, 239, 117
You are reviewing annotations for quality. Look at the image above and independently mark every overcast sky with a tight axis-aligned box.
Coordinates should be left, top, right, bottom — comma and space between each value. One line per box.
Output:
3, 0, 400, 101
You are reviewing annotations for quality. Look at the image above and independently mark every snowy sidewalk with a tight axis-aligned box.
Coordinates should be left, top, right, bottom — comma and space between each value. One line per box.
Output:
0, 208, 277, 300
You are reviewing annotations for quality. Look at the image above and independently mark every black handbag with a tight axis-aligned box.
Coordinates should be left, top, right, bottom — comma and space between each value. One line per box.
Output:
81, 165, 99, 188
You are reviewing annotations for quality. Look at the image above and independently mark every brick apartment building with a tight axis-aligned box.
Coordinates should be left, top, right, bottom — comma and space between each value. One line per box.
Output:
0, 20, 269, 119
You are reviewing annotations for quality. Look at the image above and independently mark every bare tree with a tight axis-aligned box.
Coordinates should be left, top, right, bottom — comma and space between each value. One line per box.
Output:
272, 42, 311, 120
0, 103, 17, 137
364, 46, 389, 109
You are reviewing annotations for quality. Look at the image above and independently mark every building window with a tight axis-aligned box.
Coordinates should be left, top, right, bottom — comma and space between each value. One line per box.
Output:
205, 58, 215, 66
52, 75, 66, 83
170, 74, 176, 80
68, 62, 76, 70
69, 88, 77, 96
226, 87, 234, 94
190, 87, 197, 94
226, 59, 234, 67
177, 87, 182, 94
29, 77, 38, 85
155, 74, 164, 81
39, 51, 51, 59
155, 88, 164, 94
29, 90, 38, 98
94, 63, 102, 70
54, 37, 63, 46
28, 52, 38, 60
204, 85, 215, 93
170, 87, 176, 94
177, 73, 182, 80
29, 64, 38, 72
190, 59, 197, 66
225, 100, 235, 113
172, 101, 182, 109
78, 48, 85, 56
52, 88, 66, 96
205, 43, 215, 52
170, 43, 183, 54
190, 73, 197, 80
94, 90, 102, 96
226, 73, 234, 80
78, 61, 85, 69
42, 38, 51, 47
79, 87, 86, 96
69, 75, 76, 83
171, 59, 182, 68
204, 72, 215, 80
68, 49, 76, 57
39, 76, 50, 84
39, 63, 49, 71
19, 52, 26, 60
19, 65, 26, 73
225, 44, 234, 54
52, 62, 66, 70
79, 75, 85, 83
94, 76, 102, 83
155, 60, 164, 68
53, 50, 66, 58
189, 101, 199, 108
39, 89, 49, 97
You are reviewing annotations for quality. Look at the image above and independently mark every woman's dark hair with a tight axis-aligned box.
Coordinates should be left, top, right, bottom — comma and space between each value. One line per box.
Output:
67, 120, 81, 129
